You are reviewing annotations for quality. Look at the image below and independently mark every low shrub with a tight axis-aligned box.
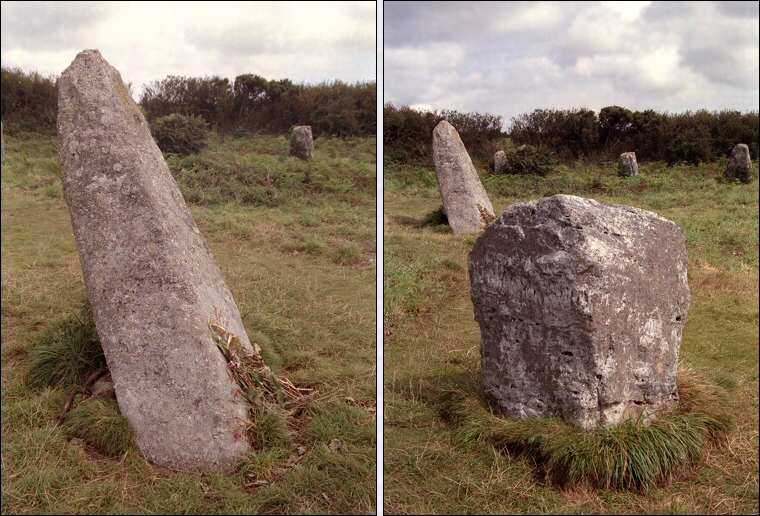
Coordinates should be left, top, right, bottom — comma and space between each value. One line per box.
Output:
150, 113, 210, 155
499, 144, 557, 176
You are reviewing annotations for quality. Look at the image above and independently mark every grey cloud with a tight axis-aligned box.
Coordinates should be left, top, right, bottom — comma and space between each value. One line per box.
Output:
642, 1, 695, 22
385, 1, 563, 47
1, 1, 122, 52
714, 1, 760, 18
680, 45, 759, 88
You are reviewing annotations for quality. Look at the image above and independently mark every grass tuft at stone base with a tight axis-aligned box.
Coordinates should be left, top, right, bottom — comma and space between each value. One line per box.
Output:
25, 301, 104, 390
439, 364, 734, 492
62, 396, 136, 456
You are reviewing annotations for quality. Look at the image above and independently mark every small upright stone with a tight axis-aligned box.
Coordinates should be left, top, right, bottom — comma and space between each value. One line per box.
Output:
433, 120, 494, 234
57, 50, 255, 473
494, 150, 507, 174
290, 125, 315, 159
469, 194, 690, 430
725, 144, 752, 183
618, 152, 638, 177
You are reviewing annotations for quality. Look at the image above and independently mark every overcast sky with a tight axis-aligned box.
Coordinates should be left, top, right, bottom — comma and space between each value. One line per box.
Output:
385, 1, 760, 128
1, 1, 376, 99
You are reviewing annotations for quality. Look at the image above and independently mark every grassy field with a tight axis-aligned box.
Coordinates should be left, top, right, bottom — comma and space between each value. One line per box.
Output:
1, 131, 377, 514
383, 158, 759, 514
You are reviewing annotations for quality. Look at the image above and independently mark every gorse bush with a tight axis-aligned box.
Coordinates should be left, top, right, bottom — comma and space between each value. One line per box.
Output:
150, 113, 210, 155
1, 67, 58, 134
499, 144, 557, 176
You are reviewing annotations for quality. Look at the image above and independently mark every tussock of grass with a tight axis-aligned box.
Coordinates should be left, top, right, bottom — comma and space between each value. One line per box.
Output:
25, 301, 104, 390
420, 205, 448, 227
439, 365, 734, 492
247, 408, 293, 451
61, 396, 135, 456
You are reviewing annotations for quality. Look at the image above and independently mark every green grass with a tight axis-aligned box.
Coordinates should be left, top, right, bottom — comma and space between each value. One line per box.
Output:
384, 158, 759, 513
1, 131, 377, 514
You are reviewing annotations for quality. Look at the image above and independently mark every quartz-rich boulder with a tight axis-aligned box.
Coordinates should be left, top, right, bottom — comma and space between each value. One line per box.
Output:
725, 143, 752, 183
290, 125, 315, 159
494, 150, 507, 174
57, 49, 255, 473
469, 194, 690, 430
618, 152, 638, 177
432, 120, 494, 234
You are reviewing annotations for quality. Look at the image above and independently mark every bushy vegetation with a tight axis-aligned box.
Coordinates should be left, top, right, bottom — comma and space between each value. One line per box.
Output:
511, 105, 759, 165
497, 144, 557, 176
149, 113, 210, 155
383, 101, 758, 172
141, 74, 376, 137
383, 102, 504, 166
1, 67, 58, 134
1, 66, 376, 139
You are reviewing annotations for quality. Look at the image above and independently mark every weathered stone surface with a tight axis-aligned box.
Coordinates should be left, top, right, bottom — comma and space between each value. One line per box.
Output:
494, 150, 507, 174
290, 125, 314, 159
433, 120, 494, 234
469, 194, 690, 430
725, 143, 752, 183
57, 49, 254, 473
618, 152, 638, 177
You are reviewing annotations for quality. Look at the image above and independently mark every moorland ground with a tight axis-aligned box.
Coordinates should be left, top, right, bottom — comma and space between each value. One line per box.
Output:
383, 157, 759, 514
1, 130, 377, 514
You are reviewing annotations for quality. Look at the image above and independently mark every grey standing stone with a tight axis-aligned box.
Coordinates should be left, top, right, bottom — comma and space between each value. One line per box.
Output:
290, 125, 314, 159
618, 152, 638, 177
725, 143, 752, 183
433, 120, 494, 234
494, 150, 507, 174
57, 49, 254, 473
469, 194, 689, 430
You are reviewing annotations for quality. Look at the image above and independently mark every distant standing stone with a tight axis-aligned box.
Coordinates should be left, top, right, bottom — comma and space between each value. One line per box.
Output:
494, 150, 507, 174
725, 144, 752, 183
469, 194, 690, 430
57, 49, 255, 473
432, 120, 495, 234
290, 125, 314, 159
618, 152, 638, 177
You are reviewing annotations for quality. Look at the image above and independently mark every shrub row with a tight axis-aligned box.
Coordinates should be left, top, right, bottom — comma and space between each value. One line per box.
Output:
140, 74, 376, 138
1, 67, 376, 138
383, 103, 504, 167
510, 106, 759, 165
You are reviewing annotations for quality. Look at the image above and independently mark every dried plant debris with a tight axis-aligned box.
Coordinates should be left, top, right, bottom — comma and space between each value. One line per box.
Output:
209, 321, 315, 419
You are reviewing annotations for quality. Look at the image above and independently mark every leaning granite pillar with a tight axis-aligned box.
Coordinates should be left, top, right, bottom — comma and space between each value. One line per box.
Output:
57, 49, 254, 473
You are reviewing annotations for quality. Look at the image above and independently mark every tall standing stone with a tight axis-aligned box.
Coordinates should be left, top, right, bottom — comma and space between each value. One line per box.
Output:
290, 125, 314, 159
433, 120, 494, 234
618, 152, 638, 177
494, 150, 507, 174
57, 50, 255, 473
469, 194, 689, 430
725, 143, 752, 183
